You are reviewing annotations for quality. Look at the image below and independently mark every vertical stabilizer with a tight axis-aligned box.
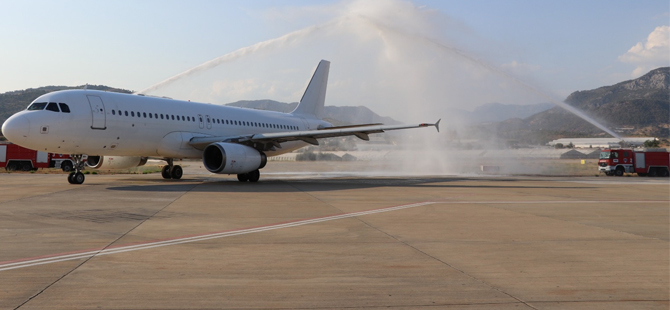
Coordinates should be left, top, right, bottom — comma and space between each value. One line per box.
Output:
291, 60, 330, 119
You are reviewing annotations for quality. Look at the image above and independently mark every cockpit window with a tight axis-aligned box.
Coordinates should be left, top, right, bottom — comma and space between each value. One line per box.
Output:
46, 102, 60, 112
27, 102, 47, 111
59, 103, 71, 113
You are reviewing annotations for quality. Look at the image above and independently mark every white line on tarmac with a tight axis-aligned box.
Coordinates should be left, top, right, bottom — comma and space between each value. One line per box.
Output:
0, 201, 434, 271
1, 199, 666, 272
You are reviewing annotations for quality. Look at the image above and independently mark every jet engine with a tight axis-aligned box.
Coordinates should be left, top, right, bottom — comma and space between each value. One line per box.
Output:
202, 142, 266, 174
86, 156, 148, 170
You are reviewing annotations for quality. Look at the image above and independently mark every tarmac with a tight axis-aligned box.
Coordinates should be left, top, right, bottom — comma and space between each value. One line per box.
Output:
0, 162, 668, 309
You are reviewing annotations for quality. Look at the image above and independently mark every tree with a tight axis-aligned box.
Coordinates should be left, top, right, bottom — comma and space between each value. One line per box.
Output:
554, 143, 564, 149
567, 142, 574, 148
643, 139, 660, 148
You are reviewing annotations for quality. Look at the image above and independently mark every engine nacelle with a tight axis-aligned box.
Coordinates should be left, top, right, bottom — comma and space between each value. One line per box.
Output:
203, 143, 267, 174
86, 156, 148, 170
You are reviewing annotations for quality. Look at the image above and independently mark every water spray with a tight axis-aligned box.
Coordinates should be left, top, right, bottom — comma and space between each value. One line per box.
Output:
355, 15, 622, 140
135, 19, 340, 95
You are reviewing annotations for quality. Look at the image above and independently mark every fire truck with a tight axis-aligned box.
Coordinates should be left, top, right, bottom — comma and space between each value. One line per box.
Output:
0, 142, 74, 172
598, 148, 670, 177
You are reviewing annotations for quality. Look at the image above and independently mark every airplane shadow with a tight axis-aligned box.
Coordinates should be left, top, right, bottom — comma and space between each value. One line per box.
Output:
106, 176, 591, 193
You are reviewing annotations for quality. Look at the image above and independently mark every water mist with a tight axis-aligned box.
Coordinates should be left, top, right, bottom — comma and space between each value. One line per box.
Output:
137, 0, 619, 177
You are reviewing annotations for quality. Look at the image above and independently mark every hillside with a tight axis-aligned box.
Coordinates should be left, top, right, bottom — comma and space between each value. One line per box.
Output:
496, 67, 670, 141
226, 100, 400, 125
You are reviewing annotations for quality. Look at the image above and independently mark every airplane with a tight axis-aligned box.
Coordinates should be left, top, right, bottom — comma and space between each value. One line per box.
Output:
1, 60, 440, 184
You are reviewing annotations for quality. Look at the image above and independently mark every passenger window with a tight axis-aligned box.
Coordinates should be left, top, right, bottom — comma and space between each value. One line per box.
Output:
45, 102, 60, 112
149, 113, 152, 119
59, 103, 71, 113
112, 110, 116, 115
131, 111, 135, 117
27, 102, 47, 111
143, 112, 147, 118
125, 111, 128, 116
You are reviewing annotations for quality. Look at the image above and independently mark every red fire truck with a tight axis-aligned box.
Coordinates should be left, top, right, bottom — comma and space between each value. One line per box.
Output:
0, 142, 74, 172
598, 148, 670, 177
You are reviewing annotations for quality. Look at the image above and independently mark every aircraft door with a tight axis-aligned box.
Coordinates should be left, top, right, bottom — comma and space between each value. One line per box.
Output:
198, 114, 204, 129
206, 115, 212, 129
87, 95, 106, 130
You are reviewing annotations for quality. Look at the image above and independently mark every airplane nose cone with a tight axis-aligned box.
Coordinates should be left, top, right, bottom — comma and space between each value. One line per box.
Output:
2, 114, 30, 143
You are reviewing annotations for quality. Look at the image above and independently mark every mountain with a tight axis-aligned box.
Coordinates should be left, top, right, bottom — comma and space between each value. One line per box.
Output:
226, 100, 400, 125
470, 102, 554, 123
495, 67, 670, 141
0, 85, 132, 126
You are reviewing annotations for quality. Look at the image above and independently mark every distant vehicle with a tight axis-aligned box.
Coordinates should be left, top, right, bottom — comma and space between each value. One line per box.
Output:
598, 148, 669, 177
0, 142, 73, 172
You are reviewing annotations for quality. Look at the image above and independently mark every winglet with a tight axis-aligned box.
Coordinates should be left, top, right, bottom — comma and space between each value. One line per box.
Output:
419, 119, 441, 132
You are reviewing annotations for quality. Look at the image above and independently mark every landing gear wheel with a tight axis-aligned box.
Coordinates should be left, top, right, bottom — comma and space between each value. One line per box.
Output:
161, 165, 172, 179
66, 155, 86, 184
248, 170, 260, 182
237, 173, 249, 182
68, 172, 85, 184
170, 165, 183, 180
614, 167, 624, 176
660, 168, 669, 177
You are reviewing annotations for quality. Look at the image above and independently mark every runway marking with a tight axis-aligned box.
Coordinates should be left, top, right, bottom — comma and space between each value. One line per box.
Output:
1, 199, 666, 272
0, 201, 436, 271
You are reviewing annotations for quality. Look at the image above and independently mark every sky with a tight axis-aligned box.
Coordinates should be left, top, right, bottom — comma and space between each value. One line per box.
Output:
0, 0, 668, 122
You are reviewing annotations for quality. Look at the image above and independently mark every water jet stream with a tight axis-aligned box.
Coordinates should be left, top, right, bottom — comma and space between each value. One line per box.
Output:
136, 19, 339, 95
356, 15, 622, 140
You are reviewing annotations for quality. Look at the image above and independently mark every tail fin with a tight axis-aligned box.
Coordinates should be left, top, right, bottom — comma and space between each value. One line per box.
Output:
291, 60, 330, 119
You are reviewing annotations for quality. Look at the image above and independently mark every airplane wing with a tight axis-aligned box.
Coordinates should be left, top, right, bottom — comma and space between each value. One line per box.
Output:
188, 119, 441, 151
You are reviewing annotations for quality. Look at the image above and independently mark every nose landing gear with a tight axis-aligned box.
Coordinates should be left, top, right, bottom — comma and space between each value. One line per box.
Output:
67, 155, 86, 185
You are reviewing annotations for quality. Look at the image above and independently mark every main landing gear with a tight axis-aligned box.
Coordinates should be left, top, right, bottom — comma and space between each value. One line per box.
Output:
67, 155, 86, 185
161, 159, 183, 180
237, 169, 260, 182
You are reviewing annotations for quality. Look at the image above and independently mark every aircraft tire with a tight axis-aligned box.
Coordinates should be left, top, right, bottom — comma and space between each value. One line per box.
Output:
170, 165, 183, 180
237, 173, 249, 182
67, 172, 75, 184
72, 172, 86, 184
248, 170, 260, 183
161, 166, 172, 179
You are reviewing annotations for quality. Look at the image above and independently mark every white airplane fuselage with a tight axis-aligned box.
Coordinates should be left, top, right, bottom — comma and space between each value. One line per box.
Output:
5, 90, 327, 159
2, 60, 439, 184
